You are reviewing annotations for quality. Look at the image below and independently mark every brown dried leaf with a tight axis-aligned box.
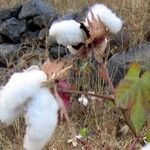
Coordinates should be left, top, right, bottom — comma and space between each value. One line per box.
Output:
42, 59, 64, 77
42, 59, 72, 84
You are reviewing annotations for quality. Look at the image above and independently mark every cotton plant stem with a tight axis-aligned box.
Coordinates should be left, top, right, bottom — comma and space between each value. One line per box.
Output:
99, 61, 115, 94
57, 88, 114, 101
77, 138, 92, 150
98, 61, 145, 147
128, 137, 141, 150
54, 85, 70, 123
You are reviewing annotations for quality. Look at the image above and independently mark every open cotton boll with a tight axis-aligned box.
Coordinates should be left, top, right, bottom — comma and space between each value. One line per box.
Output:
141, 143, 150, 150
67, 45, 78, 55
0, 69, 47, 125
86, 4, 122, 33
0, 87, 3, 97
49, 20, 86, 46
24, 88, 59, 150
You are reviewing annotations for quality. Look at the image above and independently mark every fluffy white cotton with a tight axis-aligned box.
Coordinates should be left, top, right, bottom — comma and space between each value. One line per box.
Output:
24, 88, 59, 150
86, 4, 123, 33
49, 20, 86, 46
141, 143, 150, 150
67, 45, 78, 55
0, 69, 47, 125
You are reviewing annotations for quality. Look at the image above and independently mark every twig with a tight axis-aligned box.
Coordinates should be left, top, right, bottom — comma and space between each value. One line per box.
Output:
57, 88, 114, 101
99, 61, 115, 94
129, 137, 139, 150
77, 138, 92, 150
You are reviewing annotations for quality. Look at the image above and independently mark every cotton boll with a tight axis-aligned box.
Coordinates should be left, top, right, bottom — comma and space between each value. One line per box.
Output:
86, 4, 123, 33
0, 87, 3, 97
24, 88, 59, 150
67, 45, 78, 55
0, 69, 47, 125
23, 65, 40, 72
49, 20, 86, 46
141, 143, 150, 150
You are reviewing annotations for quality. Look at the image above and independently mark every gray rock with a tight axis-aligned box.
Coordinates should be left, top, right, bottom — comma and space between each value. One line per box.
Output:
0, 35, 4, 44
49, 46, 68, 59
11, 4, 23, 18
0, 43, 20, 62
56, 6, 88, 22
110, 26, 131, 52
0, 9, 11, 21
0, 17, 26, 43
28, 14, 56, 29
18, 0, 57, 20
107, 42, 150, 87
21, 31, 39, 45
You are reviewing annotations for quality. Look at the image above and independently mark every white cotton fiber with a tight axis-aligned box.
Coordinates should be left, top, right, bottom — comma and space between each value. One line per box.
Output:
0, 69, 47, 125
24, 88, 59, 150
49, 20, 86, 46
67, 45, 78, 55
141, 143, 150, 150
86, 4, 123, 33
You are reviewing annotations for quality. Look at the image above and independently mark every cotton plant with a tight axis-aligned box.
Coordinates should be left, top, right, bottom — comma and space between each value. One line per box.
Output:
48, 3, 122, 58
0, 66, 47, 125
0, 3, 124, 150
0, 66, 59, 149
85, 3, 122, 33
24, 87, 59, 150
0, 60, 71, 150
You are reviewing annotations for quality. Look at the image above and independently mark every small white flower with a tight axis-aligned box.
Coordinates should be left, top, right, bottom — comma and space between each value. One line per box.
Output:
67, 136, 79, 147
78, 94, 84, 103
78, 94, 88, 106
75, 134, 82, 139
83, 97, 88, 106
72, 140, 78, 147
88, 91, 95, 100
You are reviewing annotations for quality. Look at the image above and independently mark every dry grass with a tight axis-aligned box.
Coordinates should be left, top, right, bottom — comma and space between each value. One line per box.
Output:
0, 0, 150, 149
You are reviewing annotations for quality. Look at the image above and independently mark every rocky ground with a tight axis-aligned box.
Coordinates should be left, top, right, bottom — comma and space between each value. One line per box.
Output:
0, 0, 150, 149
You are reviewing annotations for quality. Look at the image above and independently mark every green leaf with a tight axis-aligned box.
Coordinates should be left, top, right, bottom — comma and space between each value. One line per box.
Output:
130, 97, 146, 133
79, 128, 89, 138
125, 63, 140, 80
146, 133, 150, 142
115, 63, 150, 134
105, 101, 115, 109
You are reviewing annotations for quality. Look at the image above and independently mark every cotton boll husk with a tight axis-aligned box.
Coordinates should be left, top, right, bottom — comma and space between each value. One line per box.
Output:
49, 20, 86, 46
24, 88, 59, 150
86, 4, 123, 33
141, 143, 150, 150
0, 69, 47, 125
